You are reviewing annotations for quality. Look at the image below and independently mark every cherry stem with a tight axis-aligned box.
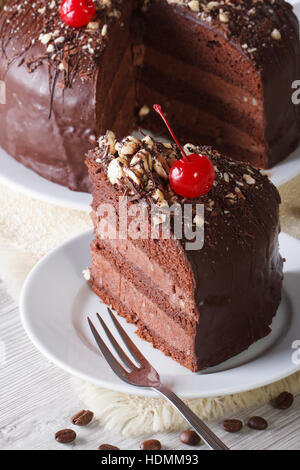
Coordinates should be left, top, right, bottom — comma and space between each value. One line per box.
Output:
153, 104, 189, 161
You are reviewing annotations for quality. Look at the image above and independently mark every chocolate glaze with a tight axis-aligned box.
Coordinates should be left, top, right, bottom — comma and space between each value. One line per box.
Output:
0, 0, 136, 192
0, 0, 299, 192
86, 133, 283, 371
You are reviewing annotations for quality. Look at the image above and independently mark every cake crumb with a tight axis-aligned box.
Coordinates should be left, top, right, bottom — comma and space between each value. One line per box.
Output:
139, 105, 150, 119
82, 268, 91, 281
271, 28, 281, 40
243, 174, 256, 185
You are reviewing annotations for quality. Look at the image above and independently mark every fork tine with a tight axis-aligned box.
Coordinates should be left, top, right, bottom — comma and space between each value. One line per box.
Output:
107, 308, 151, 367
96, 313, 139, 371
87, 317, 128, 379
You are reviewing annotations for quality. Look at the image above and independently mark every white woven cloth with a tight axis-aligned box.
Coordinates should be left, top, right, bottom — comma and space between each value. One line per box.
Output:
0, 177, 299, 436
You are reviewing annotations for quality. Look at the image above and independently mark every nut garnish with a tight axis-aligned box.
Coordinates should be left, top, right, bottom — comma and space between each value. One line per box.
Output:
139, 105, 151, 119
219, 12, 229, 23
207, 2, 220, 10
107, 158, 124, 185
243, 174, 255, 185
120, 137, 141, 157
96, 131, 265, 221
82, 268, 91, 281
188, 1, 200, 12
101, 24, 108, 36
271, 28, 281, 40
193, 215, 204, 227
223, 172, 230, 183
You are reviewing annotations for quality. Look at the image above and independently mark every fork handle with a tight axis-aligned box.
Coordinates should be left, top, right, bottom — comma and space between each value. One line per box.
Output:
154, 384, 230, 451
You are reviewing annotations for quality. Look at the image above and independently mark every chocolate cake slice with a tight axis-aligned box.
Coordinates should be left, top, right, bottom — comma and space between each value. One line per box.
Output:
86, 131, 283, 371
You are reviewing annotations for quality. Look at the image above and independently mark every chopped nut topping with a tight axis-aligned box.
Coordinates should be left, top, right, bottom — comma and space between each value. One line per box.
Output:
82, 268, 91, 281
271, 28, 281, 40
243, 174, 256, 185
87, 21, 99, 30
107, 158, 125, 185
194, 215, 204, 227
101, 24, 108, 36
152, 213, 167, 226
188, 1, 200, 12
235, 187, 245, 199
223, 172, 230, 183
94, 131, 267, 218
219, 12, 229, 23
139, 105, 151, 119
207, 2, 220, 11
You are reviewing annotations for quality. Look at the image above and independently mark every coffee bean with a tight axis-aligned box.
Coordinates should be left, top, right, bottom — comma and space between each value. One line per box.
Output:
98, 444, 120, 450
222, 419, 243, 433
247, 416, 268, 430
273, 392, 294, 410
180, 430, 201, 446
55, 429, 76, 444
140, 439, 162, 450
71, 409, 94, 426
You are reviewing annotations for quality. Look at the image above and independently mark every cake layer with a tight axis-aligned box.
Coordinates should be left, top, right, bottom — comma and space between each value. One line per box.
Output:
90, 241, 197, 370
91, 210, 195, 317
137, 0, 300, 168
90, 236, 196, 329
140, 47, 264, 133
139, 83, 265, 166
139, 64, 264, 140
92, 280, 197, 370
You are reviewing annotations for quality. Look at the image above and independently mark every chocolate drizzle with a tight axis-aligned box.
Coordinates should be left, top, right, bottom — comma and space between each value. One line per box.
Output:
0, 0, 125, 112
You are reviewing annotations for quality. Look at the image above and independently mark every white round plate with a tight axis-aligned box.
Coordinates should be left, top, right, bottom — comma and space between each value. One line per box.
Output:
20, 230, 300, 399
0, 146, 91, 212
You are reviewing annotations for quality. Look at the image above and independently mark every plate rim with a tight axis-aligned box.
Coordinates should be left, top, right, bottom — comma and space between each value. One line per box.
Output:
20, 230, 300, 399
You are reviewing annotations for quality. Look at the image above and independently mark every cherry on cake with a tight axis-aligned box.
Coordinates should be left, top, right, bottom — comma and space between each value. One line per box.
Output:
86, 130, 283, 371
0, 0, 300, 192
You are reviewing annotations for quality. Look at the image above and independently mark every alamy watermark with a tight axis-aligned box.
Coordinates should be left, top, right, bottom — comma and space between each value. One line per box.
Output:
291, 340, 300, 366
96, 197, 204, 251
291, 80, 300, 104
0, 80, 6, 105
0, 340, 6, 367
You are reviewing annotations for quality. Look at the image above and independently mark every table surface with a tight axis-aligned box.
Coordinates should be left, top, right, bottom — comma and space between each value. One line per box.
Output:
0, 282, 299, 451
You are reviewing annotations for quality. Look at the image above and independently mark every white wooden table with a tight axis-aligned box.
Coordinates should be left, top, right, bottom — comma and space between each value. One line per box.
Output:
0, 281, 299, 451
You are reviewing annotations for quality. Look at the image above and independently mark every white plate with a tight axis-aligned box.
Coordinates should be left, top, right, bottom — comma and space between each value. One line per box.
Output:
20, 230, 300, 399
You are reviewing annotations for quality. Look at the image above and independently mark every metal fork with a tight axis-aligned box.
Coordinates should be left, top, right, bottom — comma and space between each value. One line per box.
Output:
88, 308, 230, 451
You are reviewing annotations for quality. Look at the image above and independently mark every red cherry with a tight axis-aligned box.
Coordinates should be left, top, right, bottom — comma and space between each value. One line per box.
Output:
169, 153, 215, 199
60, 0, 96, 28
153, 104, 215, 199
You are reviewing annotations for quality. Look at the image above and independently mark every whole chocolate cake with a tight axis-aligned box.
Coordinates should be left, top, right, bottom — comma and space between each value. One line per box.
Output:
0, 0, 136, 192
86, 131, 283, 371
0, 0, 300, 192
